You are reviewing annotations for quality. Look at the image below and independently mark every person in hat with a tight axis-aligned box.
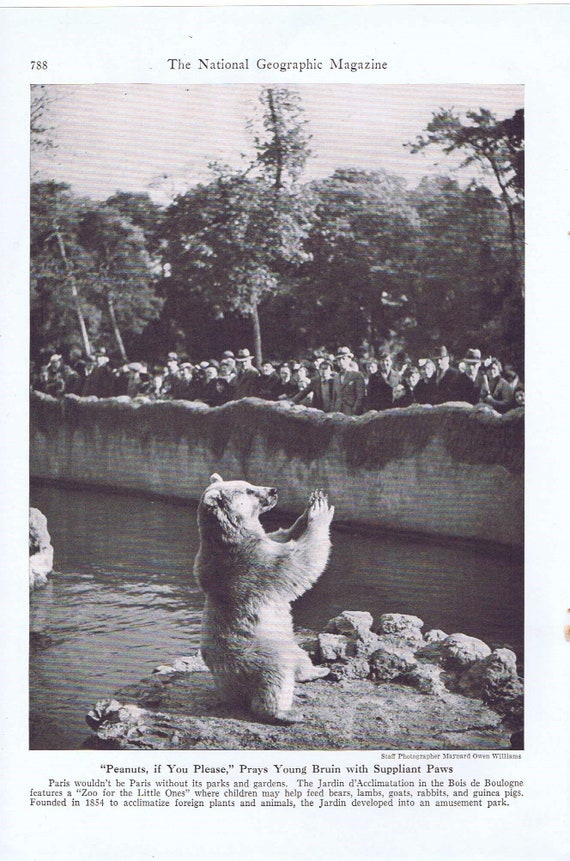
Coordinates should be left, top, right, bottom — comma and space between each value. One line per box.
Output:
334, 345, 360, 372
161, 354, 183, 398
332, 347, 366, 416
125, 362, 148, 399
218, 354, 236, 380
461, 348, 490, 401
431, 345, 476, 405
198, 364, 225, 406
234, 348, 260, 399
82, 348, 115, 398
172, 362, 199, 401
365, 351, 401, 411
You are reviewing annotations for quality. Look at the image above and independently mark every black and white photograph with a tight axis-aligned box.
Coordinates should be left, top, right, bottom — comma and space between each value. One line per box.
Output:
2, 4, 569, 861
29, 82, 524, 751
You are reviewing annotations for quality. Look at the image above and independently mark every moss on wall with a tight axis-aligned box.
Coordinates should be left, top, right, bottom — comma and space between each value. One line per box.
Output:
342, 406, 523, 473
31, 393, 523, 473
30, 392, 523, 544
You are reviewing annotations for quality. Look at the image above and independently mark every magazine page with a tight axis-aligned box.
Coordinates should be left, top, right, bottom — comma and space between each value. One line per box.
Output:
1, 4, 568, 860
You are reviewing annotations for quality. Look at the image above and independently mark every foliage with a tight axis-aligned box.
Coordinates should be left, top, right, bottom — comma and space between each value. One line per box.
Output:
405, 177, 515, 356
30, 181, 162, 358
292, 168, 419, 349
105, 192, 165, 259
31, 85, 55, 154
406, 107, 524, 367
30, 92, 524, 373
248, 87, 313, 189
77, 205, 162, 330
407, 108, 524, 283
160, 88, 315, 363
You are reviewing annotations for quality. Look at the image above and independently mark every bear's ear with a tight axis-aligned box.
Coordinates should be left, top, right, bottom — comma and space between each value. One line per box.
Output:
209, 473, 223, 484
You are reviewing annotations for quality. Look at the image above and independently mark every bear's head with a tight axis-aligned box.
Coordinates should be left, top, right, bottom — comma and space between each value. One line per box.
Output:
198, 473, 278, 541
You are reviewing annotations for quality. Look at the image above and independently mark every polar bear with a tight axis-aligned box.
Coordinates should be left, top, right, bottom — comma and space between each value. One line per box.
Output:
194, 474, 334, 724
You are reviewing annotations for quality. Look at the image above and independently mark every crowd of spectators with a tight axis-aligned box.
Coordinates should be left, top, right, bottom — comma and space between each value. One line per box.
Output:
32, 342, 524, 416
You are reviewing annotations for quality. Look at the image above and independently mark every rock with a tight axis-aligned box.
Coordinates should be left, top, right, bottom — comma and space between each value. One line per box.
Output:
369, 643, 418, 682
318, 633, 350, 662
452, 648, 524, 710
325, 611, 374, 638
171, 655, 209, 672
348, 631, 386, 658
441, 633, 492, 668
29, 508, 54, 590
86, 699, 157, 742
424, 629, 448, 643
376, 613, 424, 648
319, 615, 384, 662
326, 658, 370, 682
403, 664, 447, 695
153, 654, 210, 674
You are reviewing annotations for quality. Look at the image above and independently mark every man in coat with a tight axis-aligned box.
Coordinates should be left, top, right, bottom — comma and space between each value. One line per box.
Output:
82, 348, 115, 398
432, 345, 478, 405
234, 348, 260, 398
292, 360, 336, 411
331, 347, 366, 416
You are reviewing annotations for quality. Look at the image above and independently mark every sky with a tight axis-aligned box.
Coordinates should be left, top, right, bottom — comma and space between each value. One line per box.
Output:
32, 83, 523, 203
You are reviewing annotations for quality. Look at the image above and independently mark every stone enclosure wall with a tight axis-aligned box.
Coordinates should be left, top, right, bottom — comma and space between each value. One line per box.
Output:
30, 392, 524, 546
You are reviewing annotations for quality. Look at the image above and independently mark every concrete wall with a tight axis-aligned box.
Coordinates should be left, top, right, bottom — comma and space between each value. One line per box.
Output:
30, 392, 524, 547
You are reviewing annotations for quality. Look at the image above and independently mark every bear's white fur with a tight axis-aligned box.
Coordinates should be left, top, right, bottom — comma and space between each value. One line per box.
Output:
194, 474, 334, 723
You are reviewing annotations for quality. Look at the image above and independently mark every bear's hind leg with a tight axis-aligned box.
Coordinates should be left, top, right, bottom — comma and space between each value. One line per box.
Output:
294, 645, 330, 682
250, 665, 302, 725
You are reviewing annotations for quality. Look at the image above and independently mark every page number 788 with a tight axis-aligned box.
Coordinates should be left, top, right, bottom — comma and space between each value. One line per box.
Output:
31, 60, 48, 70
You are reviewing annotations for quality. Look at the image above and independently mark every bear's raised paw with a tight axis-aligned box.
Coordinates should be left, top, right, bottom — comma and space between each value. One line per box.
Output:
308, 491, 334, 525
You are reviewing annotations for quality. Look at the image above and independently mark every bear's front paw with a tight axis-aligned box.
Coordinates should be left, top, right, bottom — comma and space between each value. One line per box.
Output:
308, 490, 334, 525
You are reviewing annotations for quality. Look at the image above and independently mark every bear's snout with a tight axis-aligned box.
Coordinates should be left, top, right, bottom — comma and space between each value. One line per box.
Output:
260, 487, 278, 510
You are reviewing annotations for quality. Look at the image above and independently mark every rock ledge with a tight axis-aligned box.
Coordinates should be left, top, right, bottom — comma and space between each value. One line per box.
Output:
86, 611, 523, 750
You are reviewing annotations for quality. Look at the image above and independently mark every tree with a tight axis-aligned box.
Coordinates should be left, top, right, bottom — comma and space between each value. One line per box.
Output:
293, 168, 419, 351
248, 87, 312, 190
405, 176, 519, 362
31, 181, 93, 356
30, 182, 162, 360
31, 85, 55, 154
77, 205, 163, 361
161, 87, 314, 364
105, 191, 165, 259
162, 170, 313, 363
407, 108, 524, 290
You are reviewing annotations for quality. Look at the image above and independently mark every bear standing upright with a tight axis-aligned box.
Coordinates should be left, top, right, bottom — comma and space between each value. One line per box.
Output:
194, 474, 334, 724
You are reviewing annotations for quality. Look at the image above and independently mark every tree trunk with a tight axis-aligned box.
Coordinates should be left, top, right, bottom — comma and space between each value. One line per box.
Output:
266, 89, 284, 192
486, 155, 523, 297
251, 303, 263, 367
53, 227, 91, 356
107, 294, 128, 362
